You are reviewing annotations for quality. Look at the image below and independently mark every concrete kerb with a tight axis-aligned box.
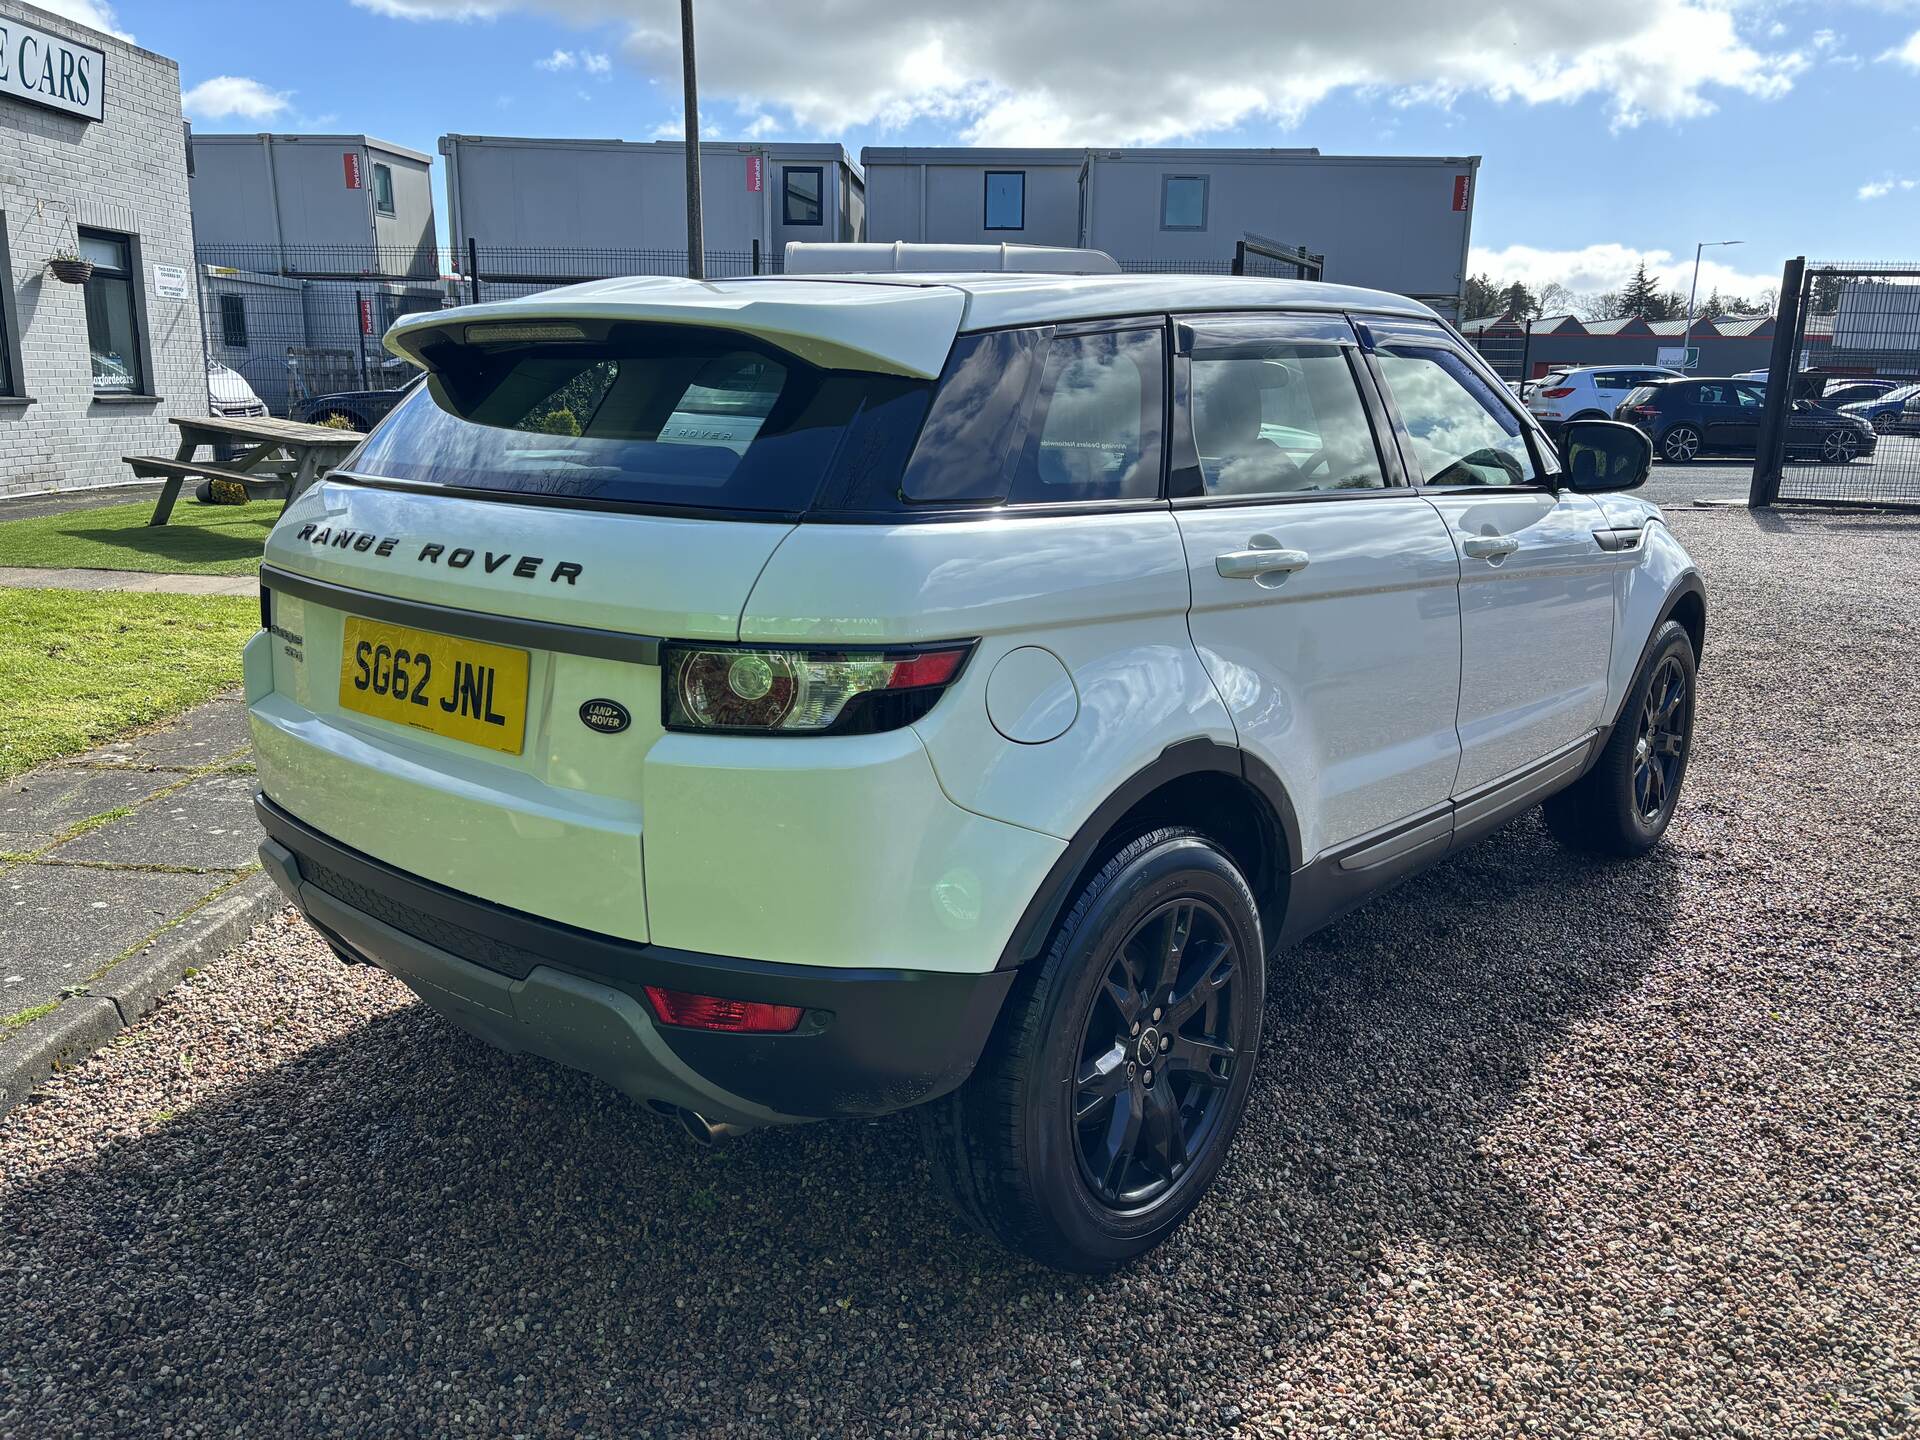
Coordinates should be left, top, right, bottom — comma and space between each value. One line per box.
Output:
0, 871, 283, 1119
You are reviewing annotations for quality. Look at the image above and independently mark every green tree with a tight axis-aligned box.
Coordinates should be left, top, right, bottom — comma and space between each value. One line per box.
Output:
1619, 261, 1664, 319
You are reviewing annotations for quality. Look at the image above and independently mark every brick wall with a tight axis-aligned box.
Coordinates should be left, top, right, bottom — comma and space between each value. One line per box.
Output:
0, 2, 205, 497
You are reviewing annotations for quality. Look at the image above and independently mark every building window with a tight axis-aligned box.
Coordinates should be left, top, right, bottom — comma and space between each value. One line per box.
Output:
372, 163, 396, 216
219, 293, 248, 348
984, 170, 1025, 231
783, 166, 824, 226
79, 230, 145, 395
1160, 174, 1209, 231
0, 214, 20, 396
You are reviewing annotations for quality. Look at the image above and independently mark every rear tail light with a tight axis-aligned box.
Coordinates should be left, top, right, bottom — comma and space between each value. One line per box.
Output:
1539, 387, 1576, 399
644, 986, 804, 1034
662, 642, 973, 734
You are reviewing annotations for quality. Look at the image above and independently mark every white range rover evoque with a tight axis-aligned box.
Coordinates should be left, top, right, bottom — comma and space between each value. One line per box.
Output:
247, 244, 1705, 1271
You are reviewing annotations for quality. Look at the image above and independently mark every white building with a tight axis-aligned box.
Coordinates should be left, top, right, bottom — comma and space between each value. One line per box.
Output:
0, 2, 205, 496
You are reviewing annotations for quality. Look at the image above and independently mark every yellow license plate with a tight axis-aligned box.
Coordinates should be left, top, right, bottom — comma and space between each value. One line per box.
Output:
338, 617, 530, 755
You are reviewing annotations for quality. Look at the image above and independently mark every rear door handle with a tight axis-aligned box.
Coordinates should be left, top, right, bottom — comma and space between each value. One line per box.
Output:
1216, 538, 1310, 580
1461, 535, 1520, 561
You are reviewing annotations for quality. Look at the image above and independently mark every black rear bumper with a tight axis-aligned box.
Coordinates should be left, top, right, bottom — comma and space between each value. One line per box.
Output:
254, 795, 1014, 1125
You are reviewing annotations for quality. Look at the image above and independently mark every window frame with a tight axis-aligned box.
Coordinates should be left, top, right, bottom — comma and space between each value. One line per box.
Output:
0, 212, 26, 399
983, 169, 1025, 231
78, 226, 152, 401
782, 165, 825, 227
371, 162, 396, 217
218, 293, 248, 349
1168, 312, 1403, 507
1359, 318, 1558, 493
1159, 173, 1210, 232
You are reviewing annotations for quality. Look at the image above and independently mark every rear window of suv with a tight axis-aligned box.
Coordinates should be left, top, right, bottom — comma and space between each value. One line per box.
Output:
349, 323, 928, 516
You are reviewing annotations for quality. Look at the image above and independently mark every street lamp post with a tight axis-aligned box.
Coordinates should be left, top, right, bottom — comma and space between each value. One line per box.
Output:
1680, 239, 1742, 371
680, 0, 704, 280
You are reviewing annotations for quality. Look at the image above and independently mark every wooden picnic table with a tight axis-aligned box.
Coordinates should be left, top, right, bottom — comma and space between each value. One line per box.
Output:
128, 414, 364, 527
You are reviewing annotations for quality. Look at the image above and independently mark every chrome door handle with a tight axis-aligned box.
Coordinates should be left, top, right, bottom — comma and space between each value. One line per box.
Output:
1215, 541, 1310, 580
1461, 535, 1520, 561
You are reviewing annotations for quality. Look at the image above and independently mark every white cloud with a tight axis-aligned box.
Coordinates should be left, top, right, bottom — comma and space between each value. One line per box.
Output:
181, 75, 293, 122
29, 0, 131, 41
536, 48, 577, 70
582, 51, 611, 74
1858, 178, 1916, 201
1881, 30, 1920, 69
323, 0, 1811, 140
1470, 243, 1780, 303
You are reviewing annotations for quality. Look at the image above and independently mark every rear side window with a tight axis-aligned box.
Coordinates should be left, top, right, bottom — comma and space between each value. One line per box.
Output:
1187, 342, 1383, 496
898, 322, 1165, 507
350, 323, 927, 515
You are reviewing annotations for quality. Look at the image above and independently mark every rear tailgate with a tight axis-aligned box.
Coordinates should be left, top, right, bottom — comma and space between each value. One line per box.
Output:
254, 479, 792, 942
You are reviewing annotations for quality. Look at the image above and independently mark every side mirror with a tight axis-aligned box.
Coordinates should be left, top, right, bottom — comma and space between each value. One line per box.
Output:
1558, 418, 1652, 492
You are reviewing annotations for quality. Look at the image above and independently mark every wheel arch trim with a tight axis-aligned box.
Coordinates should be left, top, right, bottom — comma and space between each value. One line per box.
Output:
994, 738, 1301, 971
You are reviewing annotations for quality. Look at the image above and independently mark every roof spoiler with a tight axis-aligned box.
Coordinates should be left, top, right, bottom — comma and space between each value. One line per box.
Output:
785, 242, 1122, 275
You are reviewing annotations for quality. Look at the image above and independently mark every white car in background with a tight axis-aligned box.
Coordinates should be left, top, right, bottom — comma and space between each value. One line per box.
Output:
209, 359, 267, 418
1528, 365, 1681, 432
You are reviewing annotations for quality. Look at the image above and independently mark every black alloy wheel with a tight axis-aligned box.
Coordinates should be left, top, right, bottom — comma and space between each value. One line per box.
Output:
1632, 654, 1689, 827
1071, 897, 1240, 1210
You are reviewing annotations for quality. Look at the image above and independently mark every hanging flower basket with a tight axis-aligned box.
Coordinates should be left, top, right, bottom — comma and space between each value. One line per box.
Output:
47, 255, 93, 284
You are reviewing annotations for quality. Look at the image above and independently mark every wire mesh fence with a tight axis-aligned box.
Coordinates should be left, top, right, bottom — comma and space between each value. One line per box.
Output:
1767, 261, 1920, 507
194, 241, 1461, 419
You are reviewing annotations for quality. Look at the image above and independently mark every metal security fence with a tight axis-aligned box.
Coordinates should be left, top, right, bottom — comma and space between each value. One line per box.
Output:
1753, 258, 1920, 509
195, 240, 1462, 419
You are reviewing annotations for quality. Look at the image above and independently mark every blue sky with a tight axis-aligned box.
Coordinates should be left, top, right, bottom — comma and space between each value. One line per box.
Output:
56, 0, 1920, 307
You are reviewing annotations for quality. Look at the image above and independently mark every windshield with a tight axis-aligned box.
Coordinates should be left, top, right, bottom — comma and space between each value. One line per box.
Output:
349, 324, 927, 515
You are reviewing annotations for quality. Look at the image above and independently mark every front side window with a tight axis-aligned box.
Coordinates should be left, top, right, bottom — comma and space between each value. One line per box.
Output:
371, 163, 396, 216
984, 170, 1025, 230
351, 323, 924, 515
1161, 174, 1208, 230
783, 166, 824, 226
79, 230, 144, 395
1374, 342, 1537, 487
219, 293, 248, 348
1188, 342, 1384, 497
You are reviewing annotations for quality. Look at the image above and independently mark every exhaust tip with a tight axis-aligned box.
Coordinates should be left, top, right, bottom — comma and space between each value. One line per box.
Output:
674, 1108, 755, 1145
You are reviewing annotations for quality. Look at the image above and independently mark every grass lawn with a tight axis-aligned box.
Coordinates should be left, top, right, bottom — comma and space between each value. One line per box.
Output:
0, 589, 258, 779
0, 498, 279, 577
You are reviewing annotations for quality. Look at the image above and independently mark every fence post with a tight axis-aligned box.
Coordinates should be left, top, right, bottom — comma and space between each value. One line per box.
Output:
751, 237, 760, 276
467, 238, 482, 306
354, 289, 369, 390
1749, 256, 1806, 508
1231, 240, 1246, 277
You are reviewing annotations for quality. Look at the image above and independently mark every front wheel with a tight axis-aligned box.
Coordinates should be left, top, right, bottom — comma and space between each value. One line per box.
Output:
1820, 428, 1863, 464
1544, 620, 1696, 856
1872, 412, 1897, 436
1660, 424, 1702, 463
921, 829, 1265, 1271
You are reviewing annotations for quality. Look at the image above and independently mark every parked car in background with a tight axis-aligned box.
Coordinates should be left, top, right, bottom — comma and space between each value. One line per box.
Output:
1527, 365, 1681, 432
293, 374, 422, 431
1616, 377, 1877, 463
1840, 381, 1920, 436
208, 360, 268, 419
247, 250, 1706, 1271
1733, 371, 1904, 410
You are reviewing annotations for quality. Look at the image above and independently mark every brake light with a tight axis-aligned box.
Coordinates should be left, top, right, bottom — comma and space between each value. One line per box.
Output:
1539, 387, 1576, 399
644, 986, 805, 1034
662, 642, 974, 734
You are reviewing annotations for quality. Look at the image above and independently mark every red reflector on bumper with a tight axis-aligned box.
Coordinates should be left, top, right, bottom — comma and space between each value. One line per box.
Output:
644, 986, 805, 1034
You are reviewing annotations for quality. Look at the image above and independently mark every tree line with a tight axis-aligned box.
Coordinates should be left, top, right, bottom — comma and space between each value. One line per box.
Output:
1465, 261, 1775, 325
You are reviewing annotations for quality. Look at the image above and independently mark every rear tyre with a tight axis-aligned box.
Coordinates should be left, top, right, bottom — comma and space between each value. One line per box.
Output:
1872, 412, 1897, 436
1544, 620, 1696, 857
921, 828, 1265, 1272
1659, 424, 1702, 463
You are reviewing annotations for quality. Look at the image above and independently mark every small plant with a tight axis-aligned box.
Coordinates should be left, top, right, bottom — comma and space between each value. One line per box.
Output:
314, 412, 357, 430
46, 246, 92, 284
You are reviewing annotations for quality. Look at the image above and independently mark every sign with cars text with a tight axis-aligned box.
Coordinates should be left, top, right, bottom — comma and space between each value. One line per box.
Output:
0, 13, 104, 122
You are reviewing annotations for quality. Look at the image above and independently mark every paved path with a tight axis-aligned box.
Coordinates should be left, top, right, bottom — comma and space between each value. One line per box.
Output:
0, 481, 163, 524
0, 565, 259, 598
0, 694, 277, 1116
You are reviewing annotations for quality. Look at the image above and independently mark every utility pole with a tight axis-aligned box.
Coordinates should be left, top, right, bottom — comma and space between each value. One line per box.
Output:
681, 0, 704, 280
1680, 239, 1741, 371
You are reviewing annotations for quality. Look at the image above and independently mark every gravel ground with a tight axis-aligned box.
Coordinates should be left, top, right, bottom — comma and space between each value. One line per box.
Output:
3, 504, 1917, 1439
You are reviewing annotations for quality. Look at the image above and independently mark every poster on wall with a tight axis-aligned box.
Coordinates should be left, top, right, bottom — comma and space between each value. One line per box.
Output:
152, 263, 189, 300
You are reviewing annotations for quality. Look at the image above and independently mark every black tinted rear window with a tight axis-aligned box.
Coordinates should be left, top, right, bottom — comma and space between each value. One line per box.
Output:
351, 323, 927, 516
